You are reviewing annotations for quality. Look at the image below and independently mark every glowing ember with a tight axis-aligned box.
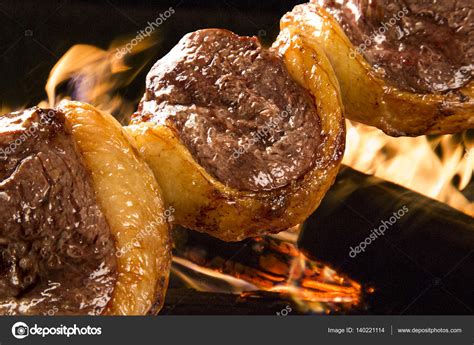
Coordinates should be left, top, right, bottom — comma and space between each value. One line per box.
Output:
172, 227, 362, 313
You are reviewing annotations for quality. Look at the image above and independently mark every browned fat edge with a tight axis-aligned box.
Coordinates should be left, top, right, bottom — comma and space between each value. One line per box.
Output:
314, 0, 473, 94
131, 28, 323, 192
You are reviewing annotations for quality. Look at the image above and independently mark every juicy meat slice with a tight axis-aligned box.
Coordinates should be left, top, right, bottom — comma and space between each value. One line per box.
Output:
132, 29, 322, 191
0, 108, 117, 315
317, 0, 473, 93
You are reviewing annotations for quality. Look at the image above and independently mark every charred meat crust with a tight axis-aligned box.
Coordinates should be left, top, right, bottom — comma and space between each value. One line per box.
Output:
318, 0, 473, 94
283, 2, 473, 136
125, 26, 345, 241
132, 29, 322, 192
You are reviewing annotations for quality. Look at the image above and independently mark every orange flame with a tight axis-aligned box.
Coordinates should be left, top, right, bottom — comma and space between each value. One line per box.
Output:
41, 35, 158, 123
344, 121, 474, 216
172, 228, 362, 313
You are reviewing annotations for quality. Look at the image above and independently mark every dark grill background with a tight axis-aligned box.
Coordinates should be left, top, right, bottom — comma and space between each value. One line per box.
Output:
0, 0, 302, 109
